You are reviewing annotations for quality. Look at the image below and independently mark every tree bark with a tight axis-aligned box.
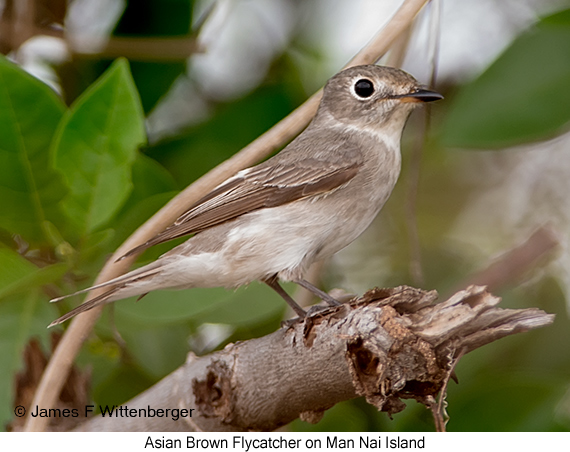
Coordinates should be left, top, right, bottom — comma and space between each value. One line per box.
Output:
74, 285, 554, 432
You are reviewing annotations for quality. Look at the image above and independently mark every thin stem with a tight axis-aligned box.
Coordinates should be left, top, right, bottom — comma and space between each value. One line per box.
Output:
404, 0, 441, 286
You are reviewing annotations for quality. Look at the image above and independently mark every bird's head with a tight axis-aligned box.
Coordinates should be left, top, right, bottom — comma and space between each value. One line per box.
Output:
318, 65, 443, 133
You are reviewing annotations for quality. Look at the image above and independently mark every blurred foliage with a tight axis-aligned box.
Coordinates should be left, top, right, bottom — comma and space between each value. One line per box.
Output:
441, 9, 570, 148
114, 0, 192, 113
0, 0, 569, 434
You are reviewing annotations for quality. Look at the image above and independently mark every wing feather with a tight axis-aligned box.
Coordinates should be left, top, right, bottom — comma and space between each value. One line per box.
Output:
118, 159, 360, 260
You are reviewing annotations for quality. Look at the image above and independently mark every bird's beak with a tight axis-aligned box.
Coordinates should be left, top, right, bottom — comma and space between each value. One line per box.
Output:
391, 88, 444, 103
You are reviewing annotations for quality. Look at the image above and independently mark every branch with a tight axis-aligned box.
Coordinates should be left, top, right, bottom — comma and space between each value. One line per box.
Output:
73, 285, 553, 432
24, 0, 431, 432
0, 21, 201, 61
457, 225, 559, 293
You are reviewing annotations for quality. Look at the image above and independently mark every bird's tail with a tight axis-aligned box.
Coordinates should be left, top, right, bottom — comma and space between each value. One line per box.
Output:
49, 263, 163, 327
48, 286, 123, 327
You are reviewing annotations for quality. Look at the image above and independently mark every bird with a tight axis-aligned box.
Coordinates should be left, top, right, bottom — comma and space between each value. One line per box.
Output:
49, 65, 442, 327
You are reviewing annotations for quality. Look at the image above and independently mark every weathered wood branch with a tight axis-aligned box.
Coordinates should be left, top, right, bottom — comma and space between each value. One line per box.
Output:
74, 285, 554, 432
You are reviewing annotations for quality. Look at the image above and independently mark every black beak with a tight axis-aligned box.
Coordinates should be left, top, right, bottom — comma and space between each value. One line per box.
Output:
407, 88, 444, 102
390, 88, 444, 103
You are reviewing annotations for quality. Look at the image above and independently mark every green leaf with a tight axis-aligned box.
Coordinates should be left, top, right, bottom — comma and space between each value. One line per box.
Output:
0, 247, 63, 429
0, 56, 67, 244
0, 245, 68, 301
441, 9, 570, 148
0, 263, 67, 301
52, 58, 146, 235
111, 191, 177, 251
77, 228, 115, 272
125, 154, 178, 209
0, 291, 54, 431
0, 246, 37, 291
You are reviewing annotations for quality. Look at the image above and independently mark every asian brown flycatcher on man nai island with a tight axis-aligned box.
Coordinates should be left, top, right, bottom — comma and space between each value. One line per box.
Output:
49, 65, 443, 327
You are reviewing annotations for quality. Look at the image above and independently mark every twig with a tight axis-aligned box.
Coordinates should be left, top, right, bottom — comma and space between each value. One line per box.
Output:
24, 0, 432, 432
74, 36, 201, 61
405, 111, 427, 286
385, 23, 413, 69
430, 347, 464, 432
403, 0, 442, 286
454, 225, 560, 294
0, 19, 201, 61
70, 286, 553, 432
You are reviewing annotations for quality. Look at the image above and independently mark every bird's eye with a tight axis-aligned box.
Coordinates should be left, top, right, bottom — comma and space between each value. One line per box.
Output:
354, 79, 374, 98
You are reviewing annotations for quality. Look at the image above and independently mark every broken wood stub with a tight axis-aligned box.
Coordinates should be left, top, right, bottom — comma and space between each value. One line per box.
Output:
192, 359, 234, 420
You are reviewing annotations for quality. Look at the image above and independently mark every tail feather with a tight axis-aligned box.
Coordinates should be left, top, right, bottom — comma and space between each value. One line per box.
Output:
49, 286, 122, 327
49, 263, 164, 327
50, 262, 164, 303
50, 279, 119, 303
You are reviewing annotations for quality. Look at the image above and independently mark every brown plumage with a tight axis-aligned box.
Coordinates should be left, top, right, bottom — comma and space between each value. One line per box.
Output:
50, 65, 442, 327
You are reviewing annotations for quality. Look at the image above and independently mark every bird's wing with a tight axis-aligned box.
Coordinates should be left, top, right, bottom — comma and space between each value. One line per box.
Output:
118, 158, 361, 260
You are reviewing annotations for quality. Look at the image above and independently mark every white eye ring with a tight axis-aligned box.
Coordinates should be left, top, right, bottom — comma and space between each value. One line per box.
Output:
349, 76, 383, 101
354, 79, 374, 98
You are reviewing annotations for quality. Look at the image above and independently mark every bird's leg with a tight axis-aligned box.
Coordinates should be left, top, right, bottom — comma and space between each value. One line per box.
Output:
263, 275, 306, 317
292, 278, 341, 306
